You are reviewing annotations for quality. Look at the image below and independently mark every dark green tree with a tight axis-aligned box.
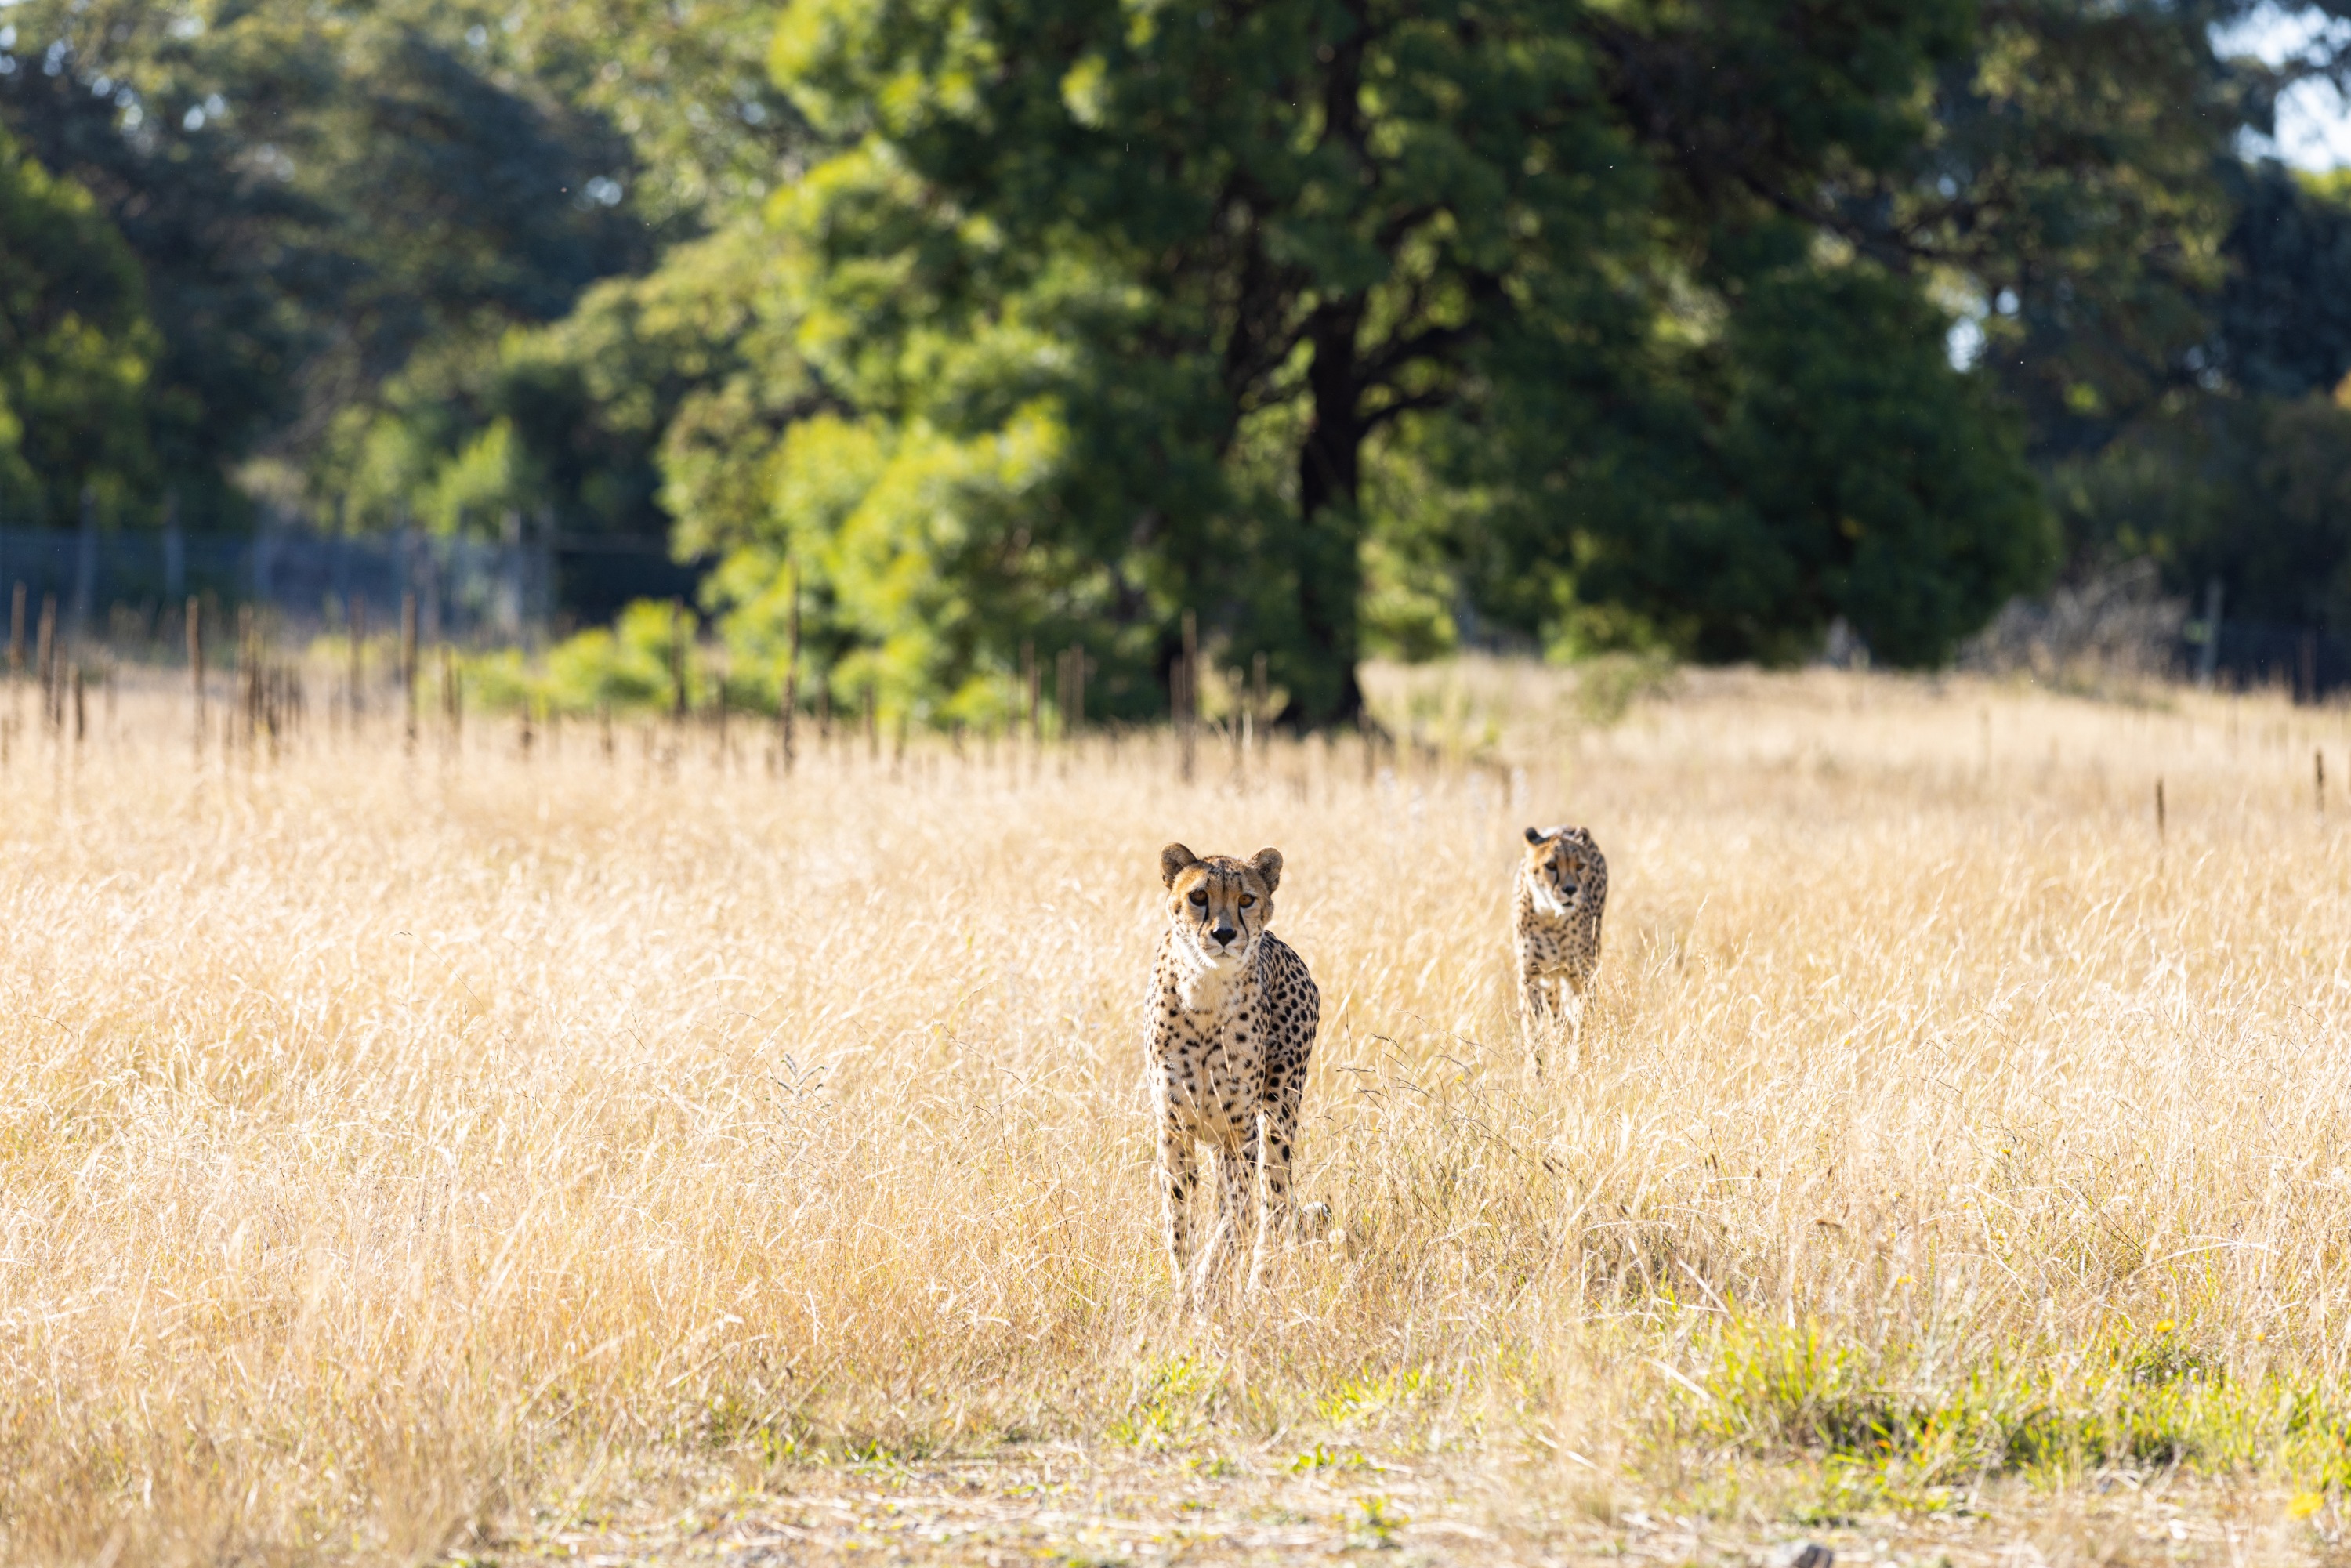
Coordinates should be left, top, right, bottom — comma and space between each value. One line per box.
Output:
755, 0, 2038, 720
494, 0, 804, 230
1469, 252, 2054, 665
2218, 162, 2351, 402
1988, 2, 2351, 632
1905, 3, 2351, 596
0, 124, 156, 526
0, 0, 650, 526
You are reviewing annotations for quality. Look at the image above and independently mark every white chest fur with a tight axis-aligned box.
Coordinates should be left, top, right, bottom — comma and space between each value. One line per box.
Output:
1170, 939, 1253, 1021
1525, 875, 1570, 921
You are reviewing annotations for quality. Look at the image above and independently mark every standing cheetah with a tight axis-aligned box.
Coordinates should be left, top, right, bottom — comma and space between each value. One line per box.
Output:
1145, 842, 1320, 1301
1513, 824, 1607, 1070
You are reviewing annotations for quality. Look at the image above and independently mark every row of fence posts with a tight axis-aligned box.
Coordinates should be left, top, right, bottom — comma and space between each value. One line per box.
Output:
1168, 609, 1275, 784
10, 568, 1284, 785
7, 582, 83, 742
643, 581, 1121, 780
2152, 748, 2334, 842
178, 592, 428, 760
4, 580, 313, 759
626, 591, 1274, 784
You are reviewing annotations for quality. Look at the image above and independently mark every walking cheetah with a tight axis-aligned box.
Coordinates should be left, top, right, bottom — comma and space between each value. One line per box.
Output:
1146, 842, 1321, 1301
1514, 824, 1607, 1070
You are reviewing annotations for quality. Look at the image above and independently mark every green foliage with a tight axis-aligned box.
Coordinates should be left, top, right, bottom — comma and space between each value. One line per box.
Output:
2057, 382, 2351, 630
7, 0, 2349, 706
1359, 443, 1467, 662
1471, 255, 2055, 666
1346, 1494, 1408, 1549
2219, 161, 2351, 403
1107, 1356, 1216, 1452
463, 599, 715, 715
1945, 9, 2351, 612
743, 0, 2042, 716
1314, 1368, 1429, 1429
2044, 167, 2351, 631
1689, 1311, 2351, 1487
0, 0, 649, 524
491, 0, 801, 230
1925, 2, 2238, 457
0, 125, 156, 525
327, 226, 800, 545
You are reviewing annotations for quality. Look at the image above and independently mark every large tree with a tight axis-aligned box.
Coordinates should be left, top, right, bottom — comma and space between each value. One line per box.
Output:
1947, 4, 2351, 632
750, 0, 2054, 722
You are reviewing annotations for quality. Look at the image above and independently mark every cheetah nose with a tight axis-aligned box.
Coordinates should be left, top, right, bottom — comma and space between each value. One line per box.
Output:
1210, 925, 1237, 946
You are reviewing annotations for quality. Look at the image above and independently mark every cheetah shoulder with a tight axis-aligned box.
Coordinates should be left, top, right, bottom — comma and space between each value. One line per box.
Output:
1258, 932, 1320, 1018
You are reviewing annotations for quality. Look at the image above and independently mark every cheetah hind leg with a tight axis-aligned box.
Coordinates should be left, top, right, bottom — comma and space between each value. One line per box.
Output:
1246, 1110, 1277, 1294
1245, 1103, 1324, 1291
1186, 1215, 1234, 1309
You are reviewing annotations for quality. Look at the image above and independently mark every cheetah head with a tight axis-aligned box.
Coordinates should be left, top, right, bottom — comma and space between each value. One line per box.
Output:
1159, 842, 1282, 965
1522, 825, 1603, 918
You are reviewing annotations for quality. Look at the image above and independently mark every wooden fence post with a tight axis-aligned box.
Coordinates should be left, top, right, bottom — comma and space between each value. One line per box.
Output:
400, 592, 418, 751
187, 597, 205, 759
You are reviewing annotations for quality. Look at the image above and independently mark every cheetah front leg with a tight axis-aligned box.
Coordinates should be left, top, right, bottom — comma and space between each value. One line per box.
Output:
1156, 1118, 1200, 1303
1518, 964, 1558, 1074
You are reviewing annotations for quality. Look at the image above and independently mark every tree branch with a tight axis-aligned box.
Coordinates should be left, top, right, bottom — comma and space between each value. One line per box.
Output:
1359, 386, 1454, 434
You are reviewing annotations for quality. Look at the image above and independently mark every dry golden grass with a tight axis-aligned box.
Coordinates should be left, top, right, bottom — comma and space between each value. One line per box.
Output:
5, 657, 2351, 1563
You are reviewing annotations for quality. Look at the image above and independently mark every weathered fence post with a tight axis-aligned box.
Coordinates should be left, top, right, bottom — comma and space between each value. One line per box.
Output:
400, 592, 418, 751
187, 597, 205, 759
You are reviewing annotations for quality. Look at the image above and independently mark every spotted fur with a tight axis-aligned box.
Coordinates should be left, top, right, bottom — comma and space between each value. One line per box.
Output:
1513, 824, 1607, 1070
1145, 842, 1321, 1300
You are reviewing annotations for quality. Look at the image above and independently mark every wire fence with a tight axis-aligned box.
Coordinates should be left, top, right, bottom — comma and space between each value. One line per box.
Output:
8, 520, 2349, 701
0, 521, 699, 654
2191, 619, 2351, 701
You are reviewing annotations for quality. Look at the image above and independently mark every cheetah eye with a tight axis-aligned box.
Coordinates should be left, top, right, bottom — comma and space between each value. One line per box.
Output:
1187, 890, 1208, 907
1238, 894, 1255, 908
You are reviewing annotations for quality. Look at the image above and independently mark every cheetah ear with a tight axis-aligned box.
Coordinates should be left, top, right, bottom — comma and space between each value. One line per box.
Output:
1160, 842, 1200, 887
1523, 826, 1546, 846
1247, 847, 1283, 892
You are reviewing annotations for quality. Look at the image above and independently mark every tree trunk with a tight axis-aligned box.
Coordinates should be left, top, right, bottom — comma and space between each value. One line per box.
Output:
1293, 302, 1367, 727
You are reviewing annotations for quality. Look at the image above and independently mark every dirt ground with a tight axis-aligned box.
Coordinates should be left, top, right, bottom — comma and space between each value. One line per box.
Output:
461, 1449, 2346, 1567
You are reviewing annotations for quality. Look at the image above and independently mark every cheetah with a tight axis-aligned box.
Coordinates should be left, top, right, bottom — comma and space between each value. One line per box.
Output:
1513, 824, 1607, 1070
1145, 842, 1321, 1301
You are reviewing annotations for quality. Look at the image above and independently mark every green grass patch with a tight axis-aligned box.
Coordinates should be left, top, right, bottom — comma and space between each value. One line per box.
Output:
1691, 1313, 2351, 1490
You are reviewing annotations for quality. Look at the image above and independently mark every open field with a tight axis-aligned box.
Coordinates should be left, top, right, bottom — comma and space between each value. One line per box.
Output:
5, 659, 2351, 1564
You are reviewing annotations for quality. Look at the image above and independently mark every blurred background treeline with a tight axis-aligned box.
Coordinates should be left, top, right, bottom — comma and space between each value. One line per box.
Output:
2, 0, 2350, 724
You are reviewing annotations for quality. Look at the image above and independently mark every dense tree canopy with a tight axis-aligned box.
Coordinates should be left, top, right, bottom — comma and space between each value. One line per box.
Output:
1, 0, 2349, 715
714, 0, 2066, 720
0, 0, 652, 527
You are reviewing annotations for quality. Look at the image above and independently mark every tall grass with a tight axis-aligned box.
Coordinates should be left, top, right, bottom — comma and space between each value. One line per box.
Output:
2, 658, 2349, 1561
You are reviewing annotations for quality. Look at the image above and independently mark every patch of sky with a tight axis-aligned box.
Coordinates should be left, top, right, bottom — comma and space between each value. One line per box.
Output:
2215, 3, 2351, 169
